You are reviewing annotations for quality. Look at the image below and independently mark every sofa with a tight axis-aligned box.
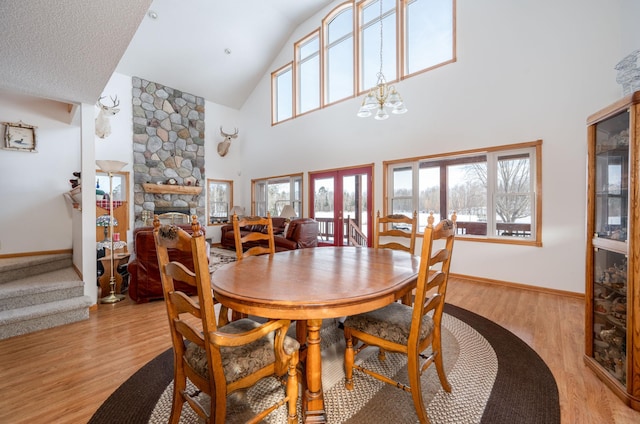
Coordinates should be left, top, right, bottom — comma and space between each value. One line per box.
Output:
220, 217, 319, 252
127, 224, 200, 303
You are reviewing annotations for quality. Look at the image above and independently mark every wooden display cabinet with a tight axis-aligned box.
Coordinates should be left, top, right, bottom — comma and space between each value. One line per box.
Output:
585, 91, 640, 410
95, 170, 130, 246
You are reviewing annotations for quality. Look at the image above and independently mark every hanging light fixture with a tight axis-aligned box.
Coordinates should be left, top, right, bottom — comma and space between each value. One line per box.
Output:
357, 0, 407, 120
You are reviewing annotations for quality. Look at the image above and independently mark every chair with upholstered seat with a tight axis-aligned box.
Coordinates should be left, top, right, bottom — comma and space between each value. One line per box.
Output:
374, 210, 418, 255
154, 215, 300, 424
232, 213, 276, 260
343, 214, 456, 424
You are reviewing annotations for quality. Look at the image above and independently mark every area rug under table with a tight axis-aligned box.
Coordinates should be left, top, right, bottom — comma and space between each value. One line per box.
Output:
208, 247, 237, 273
88, 304, 560, 424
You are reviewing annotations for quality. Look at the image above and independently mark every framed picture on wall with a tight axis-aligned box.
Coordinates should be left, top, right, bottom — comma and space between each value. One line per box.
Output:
3, 121, 37, 152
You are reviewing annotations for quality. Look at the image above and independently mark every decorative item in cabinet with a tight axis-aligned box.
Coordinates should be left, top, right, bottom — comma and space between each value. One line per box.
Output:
585, 91, 640, 411
592, 249, 627, 384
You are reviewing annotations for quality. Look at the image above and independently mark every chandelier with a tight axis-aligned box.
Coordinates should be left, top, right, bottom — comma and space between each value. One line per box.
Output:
357, 0, 407, 120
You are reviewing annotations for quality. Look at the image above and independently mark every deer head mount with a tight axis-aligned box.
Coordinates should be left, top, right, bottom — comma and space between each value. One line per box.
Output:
95, 95, 120, 139
217, 126, 238, 157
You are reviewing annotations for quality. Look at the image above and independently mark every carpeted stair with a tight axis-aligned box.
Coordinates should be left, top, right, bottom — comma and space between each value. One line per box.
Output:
0, 254, 92, 340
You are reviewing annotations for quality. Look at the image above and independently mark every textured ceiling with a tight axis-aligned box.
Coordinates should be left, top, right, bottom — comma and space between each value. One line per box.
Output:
0, 0, 152, 104
0, 0, 334, 110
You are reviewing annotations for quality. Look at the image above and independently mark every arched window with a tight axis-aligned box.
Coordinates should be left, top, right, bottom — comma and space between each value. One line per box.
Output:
324, 4, 354, 105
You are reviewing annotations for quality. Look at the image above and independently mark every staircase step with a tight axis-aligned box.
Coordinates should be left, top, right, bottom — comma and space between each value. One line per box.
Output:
0, 254, 72, 284
0, 296, 92, 340
0, 268, 85, 311
0, 255, 92, 340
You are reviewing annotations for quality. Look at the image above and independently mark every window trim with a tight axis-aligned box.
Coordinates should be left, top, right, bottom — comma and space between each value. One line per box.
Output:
295, 29, 322, 116
383, 140, 543, 247
401, 0, 458, 80
322, 2, 355, 106
271, 63, 294, 125
206, 178, 233, 225
251, 173, 304, 217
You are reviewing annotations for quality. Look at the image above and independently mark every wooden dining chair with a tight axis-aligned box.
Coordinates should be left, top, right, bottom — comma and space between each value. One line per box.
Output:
373, 210, 418, 306
154, 215, 300, 424
374, 210, 418, 255
230, 212, 276, 321
343, 214, 456, 424
232, 212, 276, 260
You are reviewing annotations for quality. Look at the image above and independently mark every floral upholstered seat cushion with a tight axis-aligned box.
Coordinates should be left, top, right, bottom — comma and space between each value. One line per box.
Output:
343, 302, 434, 345
185, 318, 300, 383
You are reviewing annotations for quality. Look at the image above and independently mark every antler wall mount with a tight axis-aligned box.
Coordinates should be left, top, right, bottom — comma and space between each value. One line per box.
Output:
217, 126, 238, 157
95, 95, 120, 139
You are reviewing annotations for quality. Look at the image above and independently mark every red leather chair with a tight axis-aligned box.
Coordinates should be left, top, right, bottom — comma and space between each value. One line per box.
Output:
128, 225, 198, 303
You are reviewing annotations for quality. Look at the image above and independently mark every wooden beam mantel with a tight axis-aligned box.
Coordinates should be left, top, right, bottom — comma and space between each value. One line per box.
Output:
142, 183, 202, 195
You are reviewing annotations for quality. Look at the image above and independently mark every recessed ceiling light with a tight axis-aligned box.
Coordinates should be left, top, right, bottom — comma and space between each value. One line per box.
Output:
148, 10, 158, 19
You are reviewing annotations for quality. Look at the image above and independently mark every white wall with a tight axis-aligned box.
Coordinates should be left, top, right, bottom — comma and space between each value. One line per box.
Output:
0, 93, 80, 254
238, 0, 628, 294
620, 0, 640, 55
202, 102, 243, 242
80, 103, 97, 303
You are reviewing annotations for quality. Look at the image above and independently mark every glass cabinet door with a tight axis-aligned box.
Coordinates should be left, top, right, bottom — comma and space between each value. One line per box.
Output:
591, 109, 630, 387
593, 111, 629, 242
592, 248, 627, 384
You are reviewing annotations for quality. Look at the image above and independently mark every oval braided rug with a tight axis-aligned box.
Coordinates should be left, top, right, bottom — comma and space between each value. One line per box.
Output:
88, 304, 560, 424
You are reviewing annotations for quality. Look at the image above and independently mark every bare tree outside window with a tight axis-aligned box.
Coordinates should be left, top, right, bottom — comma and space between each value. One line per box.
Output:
448, 176, 486, 218
466, 154, 531, 224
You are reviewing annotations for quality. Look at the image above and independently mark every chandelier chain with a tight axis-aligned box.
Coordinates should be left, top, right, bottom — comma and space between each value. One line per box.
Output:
356, 0, 407, 119
378, 0, 384, 77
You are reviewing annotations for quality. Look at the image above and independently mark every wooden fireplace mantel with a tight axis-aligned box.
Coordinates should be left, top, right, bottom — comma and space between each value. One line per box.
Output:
142, 183, 202, 195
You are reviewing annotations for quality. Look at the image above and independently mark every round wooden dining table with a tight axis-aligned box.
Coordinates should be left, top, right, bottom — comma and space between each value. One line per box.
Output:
212, 246, 419, 423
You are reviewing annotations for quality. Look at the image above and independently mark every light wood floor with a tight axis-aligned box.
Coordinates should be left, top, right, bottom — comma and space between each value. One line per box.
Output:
1, 277, 639, 424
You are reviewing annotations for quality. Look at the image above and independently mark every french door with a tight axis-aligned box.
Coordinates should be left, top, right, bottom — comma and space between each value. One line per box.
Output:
309, 165, 373, 247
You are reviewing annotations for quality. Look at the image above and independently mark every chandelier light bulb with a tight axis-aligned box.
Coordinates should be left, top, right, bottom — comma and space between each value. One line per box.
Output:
374, 107, 389, 120
385, 87, 402, 108
363, 92, 378, 110
357, 106, 373, 118
392, 104, 408, 114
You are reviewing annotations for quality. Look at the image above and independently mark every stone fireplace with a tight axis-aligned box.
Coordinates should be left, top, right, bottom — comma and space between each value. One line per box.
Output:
131, 77, 205, 228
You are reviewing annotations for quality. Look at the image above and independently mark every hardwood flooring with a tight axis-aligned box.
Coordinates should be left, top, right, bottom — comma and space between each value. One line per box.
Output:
0, 277, 639, 423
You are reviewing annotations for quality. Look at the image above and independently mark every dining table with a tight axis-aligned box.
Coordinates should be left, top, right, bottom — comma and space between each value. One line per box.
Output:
212, 246, 420, 423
